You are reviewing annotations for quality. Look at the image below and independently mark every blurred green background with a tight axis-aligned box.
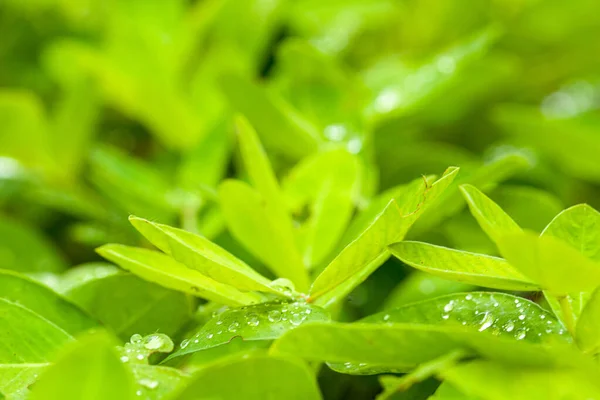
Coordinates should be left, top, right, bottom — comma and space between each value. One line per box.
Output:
1, 0, 599, 397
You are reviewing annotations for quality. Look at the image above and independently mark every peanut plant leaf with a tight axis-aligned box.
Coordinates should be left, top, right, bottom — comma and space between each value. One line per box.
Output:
271, 322, 584, 372
96, 244, 262, 307
330, 292, 566, 374
62, 266, 193, 340
219, 179, 310, 291
541, 204, 600, 327
0, 271, 99, 396
389, 242, 538, 291
496, 232, 600, 294
282, 148, 360, 268
30, 332, 135, 400
220, 75, 320, 159
172, 354, 322, 400
459, 184, 522, 243
129, 216, 277, 294
167, 301, 329, 361
310, 167, 459, 307
575, 287, 600, 355
542, 204, 600, 262
441, 360, 600, 400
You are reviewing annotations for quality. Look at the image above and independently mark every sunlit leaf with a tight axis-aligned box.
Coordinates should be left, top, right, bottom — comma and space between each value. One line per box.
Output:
96, 244, 262, 306
389, 242, 538, 291
129, 216, 276, 294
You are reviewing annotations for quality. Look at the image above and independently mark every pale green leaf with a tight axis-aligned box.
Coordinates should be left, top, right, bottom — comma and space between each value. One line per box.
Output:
172, 354, 322, 400
496, 232, 600, 294
576, 287, 600, 354
389, 242, 538, 291
282, 149, 360, 267
459, 184, 521, 243
30, 332, 135, 400
129, 216, 276, 294
96, 244, 261, 307
542, 204, 600, 262
218, 179, 310, 291
441, 360, 600, 400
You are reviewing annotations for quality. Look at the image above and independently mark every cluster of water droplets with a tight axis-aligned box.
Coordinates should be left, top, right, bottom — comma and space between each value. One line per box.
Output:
118, 333, 174, 364
379, 293, 566, 342
180, 301, 317, 350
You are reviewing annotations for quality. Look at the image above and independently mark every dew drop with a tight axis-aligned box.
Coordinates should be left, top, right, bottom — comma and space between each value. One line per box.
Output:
540, 315, 546, 319
136, 390, 143, 396
493, 302, 499, 307
478, 312, 494, 332
130, 334, 143, 344
518, 314, 526, 321
305, 309, 312, 315
383, 314, 390, 321
143, 335, 165, 350
465, 294, 473, 300
216, 320, 223, 326
139, 378, 159, 390
246, 313, 260, 327
136, 354, 145, 361
268, 310, 282, 322
180, 339, 190, 349
207, 333, 213, 339
443, 302, 454, 312
228, 322, 240, 333
442, 314, 449, 320
290, 313, 306, 326
120, 356, 129, 363
503, 322, 515, 332
515, 330, 527, 340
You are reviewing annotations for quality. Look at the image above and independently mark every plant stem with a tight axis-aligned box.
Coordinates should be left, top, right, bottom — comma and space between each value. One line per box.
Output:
558, 295, 576, 336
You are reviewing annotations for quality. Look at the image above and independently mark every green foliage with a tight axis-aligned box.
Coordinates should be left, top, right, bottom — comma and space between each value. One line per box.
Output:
1, 0, 600, 398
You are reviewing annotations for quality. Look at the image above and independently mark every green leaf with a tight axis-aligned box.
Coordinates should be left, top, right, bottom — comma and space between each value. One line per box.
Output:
220, 75, 320, 159
311, 168, 459, 307
96, 244, 261, 307
219, 180, 310, 291
389, 242, 538, 291
459, 184, 521, 244
172, 354, 322, 400
0, 271, 98, 395
0, 216, 67, 273
541, 204, 600, 326
272, 322, 585, 372
331, 292, 566, 374
166, 300, 329, 362
430, 382, 480, 400
542, 204, 600, 262
0, 270, 97, 335
62, 266, 193, 340
575, 287, 600, 354
282, 148, 360, 267
496, 231, 600, 294
30, 332, 135, 400
129, 216, 277, 294
441, 360, 600, 400
130, 364, 187, 400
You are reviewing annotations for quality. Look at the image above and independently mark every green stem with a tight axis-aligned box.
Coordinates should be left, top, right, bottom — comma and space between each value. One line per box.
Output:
558, 295, 576, 337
